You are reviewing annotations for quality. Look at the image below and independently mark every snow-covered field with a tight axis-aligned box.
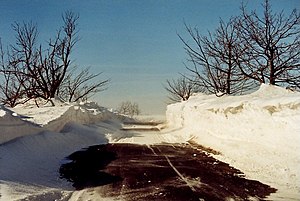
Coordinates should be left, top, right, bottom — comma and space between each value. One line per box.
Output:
0, 84, 299, 200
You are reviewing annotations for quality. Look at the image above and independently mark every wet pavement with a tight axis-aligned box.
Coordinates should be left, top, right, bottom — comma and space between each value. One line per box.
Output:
60, 143, 277, 201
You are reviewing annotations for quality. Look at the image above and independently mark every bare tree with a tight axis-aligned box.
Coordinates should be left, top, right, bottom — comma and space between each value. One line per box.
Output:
117, 101, 141, 117
4, 11, 79, 104
39, 11, 80, 100
59, 66, 110, 102
165, 76, 196, 102
235, 0, 300, 88
7, 22, 40, 101
178, 19, 252, 96
178, 25, 225, 95
0, 11, 109, 107
203, 19, 255, 94
0, 40, 26, 107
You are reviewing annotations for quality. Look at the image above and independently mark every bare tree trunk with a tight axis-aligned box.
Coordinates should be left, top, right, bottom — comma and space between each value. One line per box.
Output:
235, 0, 300, 88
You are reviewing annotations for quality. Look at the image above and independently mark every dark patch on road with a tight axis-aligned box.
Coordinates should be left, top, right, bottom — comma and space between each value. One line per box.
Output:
123, 121, 163, 126
121, 121, 161, 132
60, 143, 277, 200
120, 127, 160, 132
59, 145, 121, 190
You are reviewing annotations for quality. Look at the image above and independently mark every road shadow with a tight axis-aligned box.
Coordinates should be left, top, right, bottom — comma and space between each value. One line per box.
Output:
60, 143, 277, 200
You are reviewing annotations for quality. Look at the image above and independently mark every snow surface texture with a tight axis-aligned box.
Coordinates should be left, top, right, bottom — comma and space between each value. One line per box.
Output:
166, 84, 300, 200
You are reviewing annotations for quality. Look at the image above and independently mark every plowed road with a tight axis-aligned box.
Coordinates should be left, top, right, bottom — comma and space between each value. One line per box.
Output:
60, 143, 276, 201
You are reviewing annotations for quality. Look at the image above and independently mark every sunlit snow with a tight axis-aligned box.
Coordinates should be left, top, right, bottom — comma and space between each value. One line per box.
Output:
0, 84, 299, 200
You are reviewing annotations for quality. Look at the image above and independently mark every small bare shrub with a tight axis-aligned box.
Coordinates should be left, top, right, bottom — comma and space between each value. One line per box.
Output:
117, 101, 141, 117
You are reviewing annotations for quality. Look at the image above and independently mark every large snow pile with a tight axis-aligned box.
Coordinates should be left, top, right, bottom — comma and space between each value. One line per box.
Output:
0, 105, 43, 144
166, 84, 300, 200
0, 100, 123, 144
0, 100, 131, 200
11, 100, 121, 132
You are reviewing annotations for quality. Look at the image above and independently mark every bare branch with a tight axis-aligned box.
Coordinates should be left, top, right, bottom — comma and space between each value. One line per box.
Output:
164, 76, 196, 102
236, 0, 300, 88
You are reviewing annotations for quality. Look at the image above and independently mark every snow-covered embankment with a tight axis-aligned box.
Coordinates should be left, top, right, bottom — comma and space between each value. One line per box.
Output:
0, 101, 126, 200
166, 84, 300, 200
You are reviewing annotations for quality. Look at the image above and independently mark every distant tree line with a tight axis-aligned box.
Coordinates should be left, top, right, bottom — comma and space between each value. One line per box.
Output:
0, 11, 109, 107
166, 0, 300, 102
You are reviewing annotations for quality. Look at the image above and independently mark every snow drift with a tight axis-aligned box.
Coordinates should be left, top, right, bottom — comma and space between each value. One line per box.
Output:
0, 101, 128, 200
0, 105, 43, 144
166, 84, 300, 200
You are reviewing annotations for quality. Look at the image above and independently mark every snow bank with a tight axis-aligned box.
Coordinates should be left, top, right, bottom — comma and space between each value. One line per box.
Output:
0, 122, 110, 200
0, 99, 165, 200
0, 100, 129, 200
11, 100, 121, 131
0, 105, 43, 144
0, 101, 123, 144
11, 99, 72, 126
166, 84, 300, 200
44, 102, 122, 132
0, 127, 107, 186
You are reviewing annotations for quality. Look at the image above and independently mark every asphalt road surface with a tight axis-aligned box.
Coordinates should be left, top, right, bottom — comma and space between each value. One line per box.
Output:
60, 143, 277, 201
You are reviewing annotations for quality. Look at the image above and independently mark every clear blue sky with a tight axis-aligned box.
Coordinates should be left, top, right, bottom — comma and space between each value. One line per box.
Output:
0, 0, 298, 114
